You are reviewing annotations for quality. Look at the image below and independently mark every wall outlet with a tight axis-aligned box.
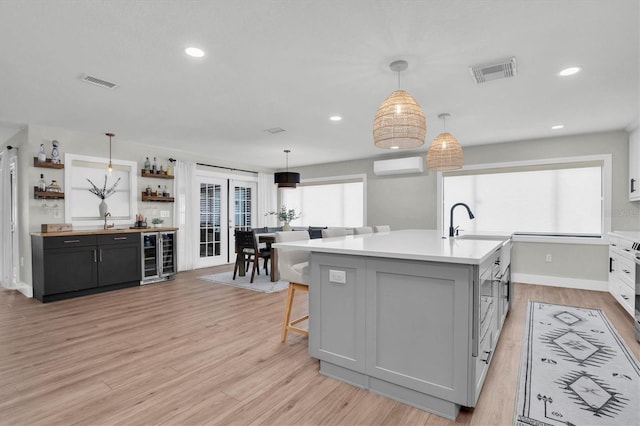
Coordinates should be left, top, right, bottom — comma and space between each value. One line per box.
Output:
329, 269, 346, 284
160, 210, 170, 218
545, 254, 552, 263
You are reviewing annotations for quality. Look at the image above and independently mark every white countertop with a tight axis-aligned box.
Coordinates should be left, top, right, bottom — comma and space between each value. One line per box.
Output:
273, 229, 508, 265
609, 230, 640, 243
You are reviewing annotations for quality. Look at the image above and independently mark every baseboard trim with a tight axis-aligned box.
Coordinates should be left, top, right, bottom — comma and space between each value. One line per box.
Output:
16, 282, 33, 298
512, 273, 607, 292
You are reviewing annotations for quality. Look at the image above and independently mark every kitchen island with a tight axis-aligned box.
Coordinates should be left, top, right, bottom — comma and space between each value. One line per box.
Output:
274, 229, 511, 420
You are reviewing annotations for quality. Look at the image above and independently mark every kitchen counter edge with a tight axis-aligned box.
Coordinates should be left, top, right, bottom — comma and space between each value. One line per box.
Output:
31, 227, 179, 237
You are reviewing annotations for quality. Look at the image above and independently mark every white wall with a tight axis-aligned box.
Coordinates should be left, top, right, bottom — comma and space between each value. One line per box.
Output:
291, 130, 639, 289
11, 124, 271, 289
6, 125, 639, 292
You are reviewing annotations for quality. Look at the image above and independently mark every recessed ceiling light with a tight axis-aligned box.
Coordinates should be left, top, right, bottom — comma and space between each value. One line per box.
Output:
390, 146, 399, 150
558, 66, 581, 77
329, 116, 342, 121
185, 47, 205, 58
551, 124, 564, 130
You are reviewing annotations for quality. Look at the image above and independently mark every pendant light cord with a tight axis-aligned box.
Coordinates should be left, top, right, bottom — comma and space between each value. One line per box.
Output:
284, 149, 290, 172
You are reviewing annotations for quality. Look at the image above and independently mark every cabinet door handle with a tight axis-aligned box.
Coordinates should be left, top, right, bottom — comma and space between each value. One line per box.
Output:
99, 249, 103, 262
609, 257, 614, 272
631, 178, 636, 193
113, 237, 127, 240
621, 295, 629, 301
622, 269, 630, 274
482, 350, 493, 364
64, 239, 81, 244
93, 249, 97, 263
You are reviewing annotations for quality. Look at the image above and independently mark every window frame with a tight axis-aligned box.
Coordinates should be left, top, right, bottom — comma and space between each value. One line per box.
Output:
279, 173, 367, 228
64, 153, 138, 227
436, 155, 611, 245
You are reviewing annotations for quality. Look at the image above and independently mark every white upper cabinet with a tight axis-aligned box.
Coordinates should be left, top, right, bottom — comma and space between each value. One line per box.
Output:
630, 128, 639, 201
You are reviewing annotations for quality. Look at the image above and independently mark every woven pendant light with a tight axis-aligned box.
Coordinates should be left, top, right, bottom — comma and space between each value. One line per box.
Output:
426, 113, 463, 171
373, 60, 426, 149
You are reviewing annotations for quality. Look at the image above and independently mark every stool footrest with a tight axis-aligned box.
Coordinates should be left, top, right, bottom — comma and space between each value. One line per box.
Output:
281, 282, 309, 342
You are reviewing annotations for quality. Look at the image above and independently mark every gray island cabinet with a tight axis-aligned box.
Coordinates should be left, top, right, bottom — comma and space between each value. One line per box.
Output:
274, 229, 511, 420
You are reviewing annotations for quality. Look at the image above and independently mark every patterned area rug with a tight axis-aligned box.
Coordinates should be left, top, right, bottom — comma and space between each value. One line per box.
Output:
515, 301, 640, 426
198, 271, 288, 293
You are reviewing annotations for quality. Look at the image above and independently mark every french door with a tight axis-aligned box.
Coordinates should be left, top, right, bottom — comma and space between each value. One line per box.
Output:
195, 176, 228, 268
194, 174, 257, 268
229, 179, 257, 257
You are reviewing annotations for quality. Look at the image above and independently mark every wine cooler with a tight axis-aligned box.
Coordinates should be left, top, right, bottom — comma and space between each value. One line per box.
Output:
141, 231, 177, 284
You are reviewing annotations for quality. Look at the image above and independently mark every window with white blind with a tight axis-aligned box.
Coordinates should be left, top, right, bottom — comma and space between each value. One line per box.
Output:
280, 176, 365, 227
441, 156, 610, 236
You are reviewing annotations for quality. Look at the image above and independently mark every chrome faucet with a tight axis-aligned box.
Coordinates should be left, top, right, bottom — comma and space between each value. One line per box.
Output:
104, 212, 114, 230
449, 203, 475, 237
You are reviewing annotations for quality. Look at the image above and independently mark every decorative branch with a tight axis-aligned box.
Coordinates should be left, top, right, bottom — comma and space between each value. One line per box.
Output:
87, 175, 121, 200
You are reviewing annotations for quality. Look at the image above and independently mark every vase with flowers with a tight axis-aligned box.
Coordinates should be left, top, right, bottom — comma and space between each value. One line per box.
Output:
266, 205, 301, 231
87, 175, 121, 217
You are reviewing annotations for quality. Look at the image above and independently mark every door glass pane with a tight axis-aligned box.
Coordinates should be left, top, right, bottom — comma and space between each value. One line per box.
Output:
200, 183, 221, 257
234, 186, 252, 229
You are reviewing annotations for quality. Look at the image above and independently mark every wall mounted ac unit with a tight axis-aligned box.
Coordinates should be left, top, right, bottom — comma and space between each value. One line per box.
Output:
373, 157, 425, 176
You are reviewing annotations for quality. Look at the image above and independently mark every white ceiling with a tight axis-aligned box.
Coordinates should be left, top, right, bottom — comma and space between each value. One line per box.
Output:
0, 0, 638, 169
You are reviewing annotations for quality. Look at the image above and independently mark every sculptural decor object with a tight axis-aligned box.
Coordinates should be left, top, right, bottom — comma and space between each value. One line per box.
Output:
51, 140, 60, 164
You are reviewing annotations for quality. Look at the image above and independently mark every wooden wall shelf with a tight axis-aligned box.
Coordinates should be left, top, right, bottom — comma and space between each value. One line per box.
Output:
141, 192, 174, 202
34, 187, 65, 199
34, 158, 64, 169
141, 170, 174, 179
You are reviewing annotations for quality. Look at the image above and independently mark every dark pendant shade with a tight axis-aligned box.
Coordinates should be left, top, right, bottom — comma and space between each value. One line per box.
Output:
274, 172, 300, 188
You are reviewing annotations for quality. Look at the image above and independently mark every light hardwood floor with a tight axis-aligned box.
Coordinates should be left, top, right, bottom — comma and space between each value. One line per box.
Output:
1, 266, 638, 425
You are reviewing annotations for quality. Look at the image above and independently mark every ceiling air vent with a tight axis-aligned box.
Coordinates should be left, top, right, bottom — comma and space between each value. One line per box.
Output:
264, 127, 286, 134
469, 57, 517, 84
80, 74, 118, 90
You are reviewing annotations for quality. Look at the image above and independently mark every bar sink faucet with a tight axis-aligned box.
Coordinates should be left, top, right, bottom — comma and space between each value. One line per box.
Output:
449, 203, 475, 237
104, 212, 114, 230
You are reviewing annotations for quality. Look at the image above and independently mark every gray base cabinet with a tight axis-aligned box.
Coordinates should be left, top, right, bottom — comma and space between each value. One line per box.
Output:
32, 233, 141, 302
309, 249, 507, 420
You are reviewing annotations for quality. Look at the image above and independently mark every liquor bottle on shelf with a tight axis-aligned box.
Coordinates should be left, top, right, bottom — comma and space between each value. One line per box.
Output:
166, 163, 172, 176
144, 157, 151, 172
38, 144, 47, 163
38, 174, 46, 191
163, 185, 169, 197
157, 185, 162, 197
145, 184, 152, 196
152, 157, 157, 174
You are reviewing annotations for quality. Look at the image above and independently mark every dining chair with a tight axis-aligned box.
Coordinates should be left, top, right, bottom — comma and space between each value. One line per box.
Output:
321, 228, 348, 238
275, 231, 311, 342
308, 226, 326, 239
232, 229, 270, 283
354, 226, 373, 235
373, 225, 391, 232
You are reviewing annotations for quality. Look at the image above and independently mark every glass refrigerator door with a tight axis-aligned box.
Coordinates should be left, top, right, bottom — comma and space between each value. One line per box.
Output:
160, 232, 175, 276
143, 233, 159, 279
